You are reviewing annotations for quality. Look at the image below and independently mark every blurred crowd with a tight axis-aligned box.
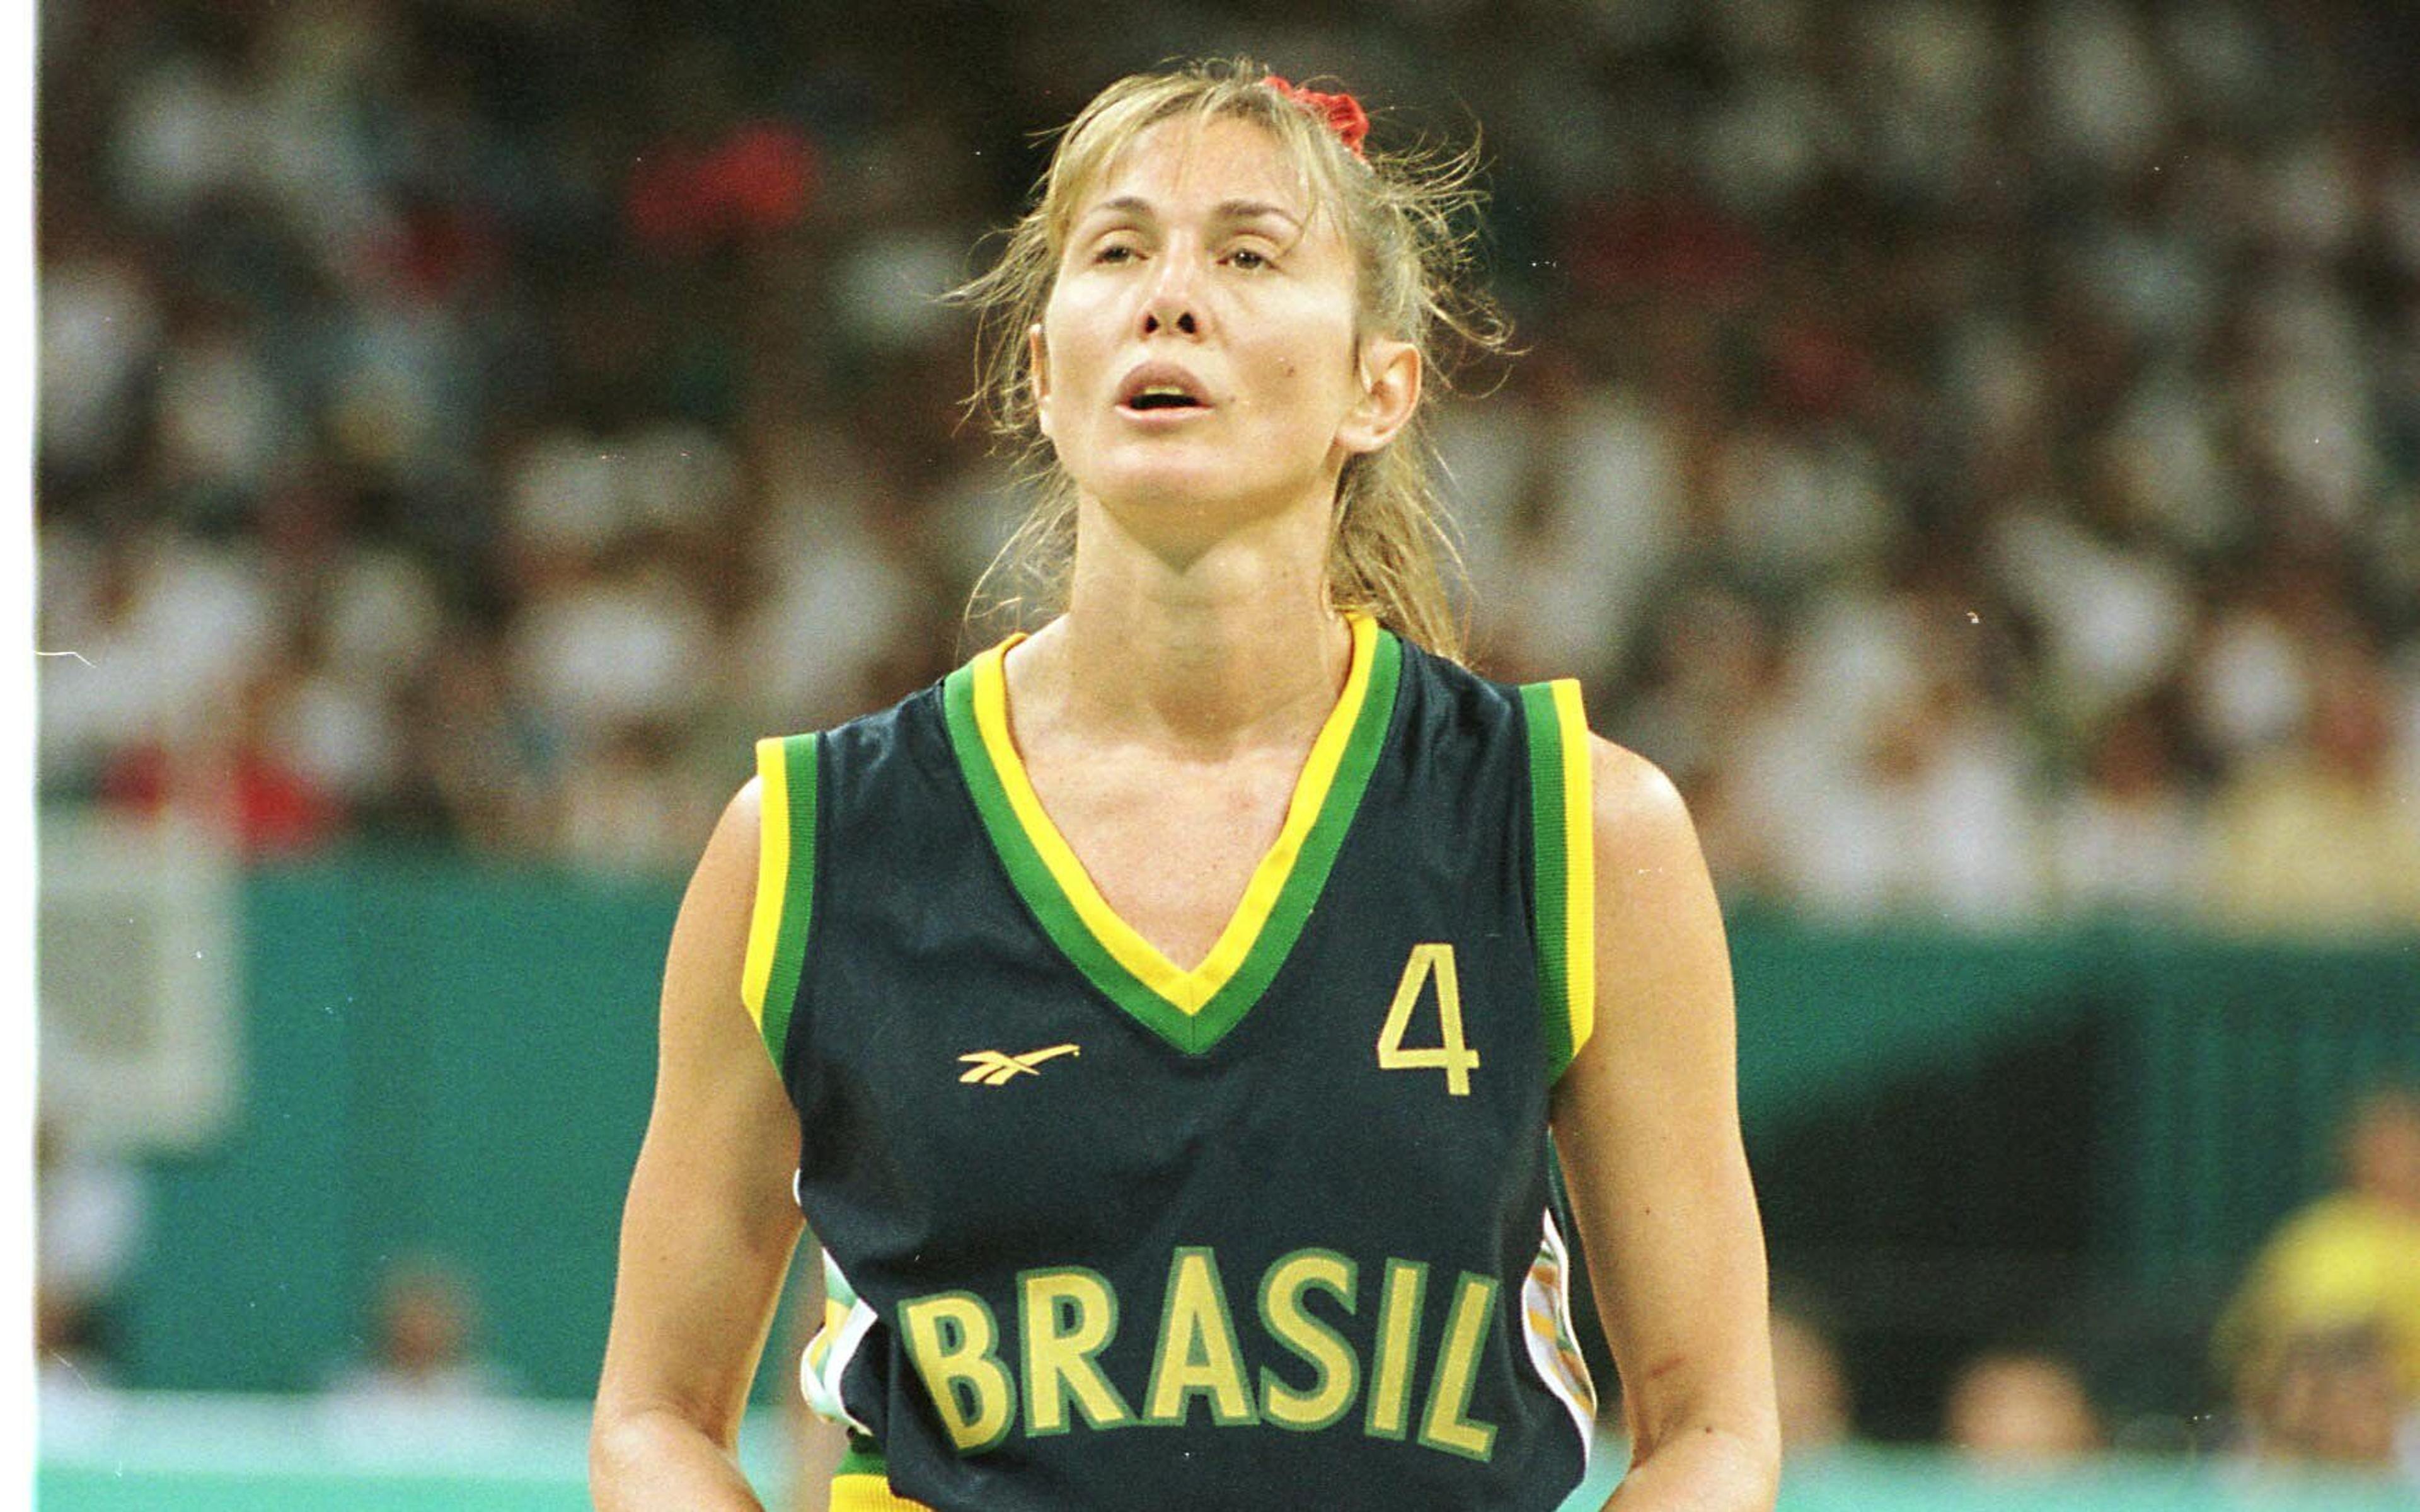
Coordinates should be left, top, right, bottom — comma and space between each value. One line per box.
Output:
1766, 1087, 2420, 1490
33, 0, 2420, 932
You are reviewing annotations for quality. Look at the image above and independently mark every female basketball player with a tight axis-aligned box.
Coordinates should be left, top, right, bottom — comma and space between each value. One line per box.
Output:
594, 62, 1778, 1511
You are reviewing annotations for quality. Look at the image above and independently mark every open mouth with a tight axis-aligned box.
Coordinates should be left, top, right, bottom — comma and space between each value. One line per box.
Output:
1122, 386, 1205, 412
1116, 367, 1211, 414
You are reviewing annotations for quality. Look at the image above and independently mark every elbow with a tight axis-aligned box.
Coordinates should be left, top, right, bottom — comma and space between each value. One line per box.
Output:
1717, 1423, 1786, 1512
588, 1404, 654, 1505
1628, 1419, 1782, 1512
1737, 1428, 1783, 1511
588, 1397, 733, 1507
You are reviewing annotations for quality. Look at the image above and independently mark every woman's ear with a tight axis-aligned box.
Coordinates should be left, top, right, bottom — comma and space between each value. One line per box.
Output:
1028, 322, 1055, 440
1336, 337, 1420, 455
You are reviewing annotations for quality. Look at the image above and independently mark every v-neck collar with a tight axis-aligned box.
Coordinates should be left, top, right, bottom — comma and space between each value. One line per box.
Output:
943, 614, 1402, 1055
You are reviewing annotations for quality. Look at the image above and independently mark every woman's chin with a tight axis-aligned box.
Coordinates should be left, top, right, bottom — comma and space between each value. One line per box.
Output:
1083, 473, 1330, 549
1084, 464, 1250, 517
1080, 454, 1328, 516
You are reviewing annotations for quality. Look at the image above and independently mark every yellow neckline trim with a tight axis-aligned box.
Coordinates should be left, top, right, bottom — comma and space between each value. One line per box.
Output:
969, 614, 1379, 1016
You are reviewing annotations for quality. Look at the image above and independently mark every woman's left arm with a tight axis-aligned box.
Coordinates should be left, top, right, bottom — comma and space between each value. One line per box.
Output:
1550, 738, 1780, 1512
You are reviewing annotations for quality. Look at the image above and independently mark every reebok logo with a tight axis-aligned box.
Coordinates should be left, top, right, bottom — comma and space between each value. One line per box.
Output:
957, 1043, 1081, 1086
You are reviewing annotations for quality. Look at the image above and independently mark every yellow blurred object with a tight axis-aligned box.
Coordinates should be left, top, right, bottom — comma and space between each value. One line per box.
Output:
2222, 1194, 2420, 1398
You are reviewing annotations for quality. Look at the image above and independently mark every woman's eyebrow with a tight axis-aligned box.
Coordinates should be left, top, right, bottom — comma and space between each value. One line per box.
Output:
1076, 196, 1304, 229
1213, 199, 1302, 229
1085, 195, 1158, 225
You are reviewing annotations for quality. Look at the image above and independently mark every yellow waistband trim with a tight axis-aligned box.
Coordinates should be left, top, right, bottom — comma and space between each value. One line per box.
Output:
829, 1471, 936, 1512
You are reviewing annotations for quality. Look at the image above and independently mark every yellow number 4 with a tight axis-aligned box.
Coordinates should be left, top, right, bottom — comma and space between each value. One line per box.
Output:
1376, 944, 1479, 1097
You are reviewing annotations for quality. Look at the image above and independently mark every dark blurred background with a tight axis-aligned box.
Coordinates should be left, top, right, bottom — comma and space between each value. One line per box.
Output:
32, 1, 2420, 1506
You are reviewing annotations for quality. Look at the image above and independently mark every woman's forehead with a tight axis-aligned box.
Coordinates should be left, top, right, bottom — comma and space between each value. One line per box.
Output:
1071, 114, 1322, 227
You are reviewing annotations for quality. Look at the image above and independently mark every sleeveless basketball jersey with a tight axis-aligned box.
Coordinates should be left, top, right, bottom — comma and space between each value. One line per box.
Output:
742, 616, 1601, 1511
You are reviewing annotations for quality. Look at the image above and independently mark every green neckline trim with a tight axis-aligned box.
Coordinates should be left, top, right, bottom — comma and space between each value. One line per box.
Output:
944, 632, 1403, 1055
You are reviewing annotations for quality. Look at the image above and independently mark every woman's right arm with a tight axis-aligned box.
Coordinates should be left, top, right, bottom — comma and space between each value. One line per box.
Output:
592, 780, 808, 1510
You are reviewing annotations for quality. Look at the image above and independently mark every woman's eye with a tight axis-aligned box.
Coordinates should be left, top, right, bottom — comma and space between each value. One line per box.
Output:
1094, 243, 1138, 265
1227, 248, 1270, 270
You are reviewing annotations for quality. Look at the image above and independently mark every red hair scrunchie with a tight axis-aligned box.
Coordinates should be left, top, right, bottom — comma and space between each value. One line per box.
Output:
1263, 74, 1369, 159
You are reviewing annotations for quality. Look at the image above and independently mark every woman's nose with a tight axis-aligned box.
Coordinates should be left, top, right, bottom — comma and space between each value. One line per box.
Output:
1141, 301, 1198, 336
1139, 257, 1203, 338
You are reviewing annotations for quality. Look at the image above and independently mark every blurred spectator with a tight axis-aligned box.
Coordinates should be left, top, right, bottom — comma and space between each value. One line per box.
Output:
93, 648, 350, 858
1770, 1292, 1855, 1457
38, 523, 277, 798
1741, 646, 2047, 927
1942, 1348, 2102, 1467
34, 1114, 146, 1397
38, 227, 161, 481
1502, 377, 1686, 689
555, 719, 721, 875
2217, 1087, 2420, 1403
2203, 645, 2420, 935
2048, 692, 2203, 916
36, 1284, 113, 1404
2231, 1322, 2408, 1481
505, 552, 717, 760
1986, 503, 2192, 733
322, 1256, 517, 1447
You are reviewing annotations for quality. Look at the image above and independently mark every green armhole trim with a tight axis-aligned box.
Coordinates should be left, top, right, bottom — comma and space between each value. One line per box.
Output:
838, 1433, 888, 1479
1520, 681, 1596, 1082
740, 732, 819, 1070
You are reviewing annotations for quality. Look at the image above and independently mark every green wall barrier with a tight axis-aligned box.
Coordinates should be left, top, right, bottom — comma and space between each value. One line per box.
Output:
1729, 914, 2095, 1133
2111, 933, 2420, 1285
120, 854, 809, 1401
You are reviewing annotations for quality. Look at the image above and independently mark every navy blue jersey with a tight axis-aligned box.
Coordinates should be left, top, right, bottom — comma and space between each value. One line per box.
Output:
742, 616, 1600, 1510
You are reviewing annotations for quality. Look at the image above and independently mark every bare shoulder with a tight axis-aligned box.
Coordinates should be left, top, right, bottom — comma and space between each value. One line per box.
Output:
652, 769, 795, 1157
1568, 731, 1732, 1058
660, 776, 769, 1050
1584, 733, 1708, 892
717, 774, 766, 853
689, 777, 765, 914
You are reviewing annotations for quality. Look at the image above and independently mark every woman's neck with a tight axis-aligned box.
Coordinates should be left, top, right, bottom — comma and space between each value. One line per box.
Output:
1007, 494, 1352, 757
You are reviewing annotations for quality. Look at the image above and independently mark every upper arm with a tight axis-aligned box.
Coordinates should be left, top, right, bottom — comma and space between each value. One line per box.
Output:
596, 779, 808, 1442
1549, 736, 1778, 1462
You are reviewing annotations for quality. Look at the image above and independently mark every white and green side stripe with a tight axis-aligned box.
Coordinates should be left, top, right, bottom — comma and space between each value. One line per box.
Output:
1521, 1208, 1599, 1457
1520, 680, 1595, 1081
801, 1251, 879, 1436
742, 732, 819, 1068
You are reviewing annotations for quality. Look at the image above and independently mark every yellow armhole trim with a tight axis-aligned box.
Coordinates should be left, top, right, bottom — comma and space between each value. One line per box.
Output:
740, 736, 790, 1027
1552, 680, 1596, 1059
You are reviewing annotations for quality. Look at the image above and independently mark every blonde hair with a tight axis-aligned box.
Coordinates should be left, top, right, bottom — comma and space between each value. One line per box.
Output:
950, 58, 1510, 661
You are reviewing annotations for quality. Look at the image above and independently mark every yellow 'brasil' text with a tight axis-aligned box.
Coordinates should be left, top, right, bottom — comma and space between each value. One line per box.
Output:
898, 1247, 1502, 1462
